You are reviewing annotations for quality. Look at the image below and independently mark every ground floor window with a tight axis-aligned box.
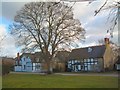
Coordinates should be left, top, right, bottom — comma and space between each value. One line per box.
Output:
33, 63, 41, 71
67, 58, 99, 72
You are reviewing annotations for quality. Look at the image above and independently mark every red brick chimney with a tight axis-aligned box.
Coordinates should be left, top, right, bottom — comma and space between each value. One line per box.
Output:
104, 38, 109, 47
17, 53, 20, 65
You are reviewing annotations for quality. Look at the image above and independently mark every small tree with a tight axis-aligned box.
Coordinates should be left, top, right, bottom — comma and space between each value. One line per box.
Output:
10, 2, 85, 73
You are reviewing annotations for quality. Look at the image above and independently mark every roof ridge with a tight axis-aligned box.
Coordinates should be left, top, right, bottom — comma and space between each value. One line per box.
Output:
72, 45, 105, 50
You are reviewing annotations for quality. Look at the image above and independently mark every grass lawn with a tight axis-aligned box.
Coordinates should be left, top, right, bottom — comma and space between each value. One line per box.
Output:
2, 73, 118, 88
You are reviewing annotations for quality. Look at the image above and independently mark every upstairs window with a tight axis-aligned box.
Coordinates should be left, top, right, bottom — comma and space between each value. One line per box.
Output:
88, 47, 92, 52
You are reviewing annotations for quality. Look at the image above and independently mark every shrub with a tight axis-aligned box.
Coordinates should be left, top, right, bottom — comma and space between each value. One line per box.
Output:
2, 64, 12, 75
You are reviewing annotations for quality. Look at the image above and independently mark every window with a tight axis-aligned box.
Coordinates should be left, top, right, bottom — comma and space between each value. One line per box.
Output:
95, 62, 97, 64
75, 60, 77, 63
85, 66, 88, 71
35, 63, 40, 70
88, 62, 90, 65
91, 58, 93, 62
94, 59, 98, 65
84, 59, 86, 62
84, 63, 87, 65
88, 47, 92, 52
87, 59, 90, 62
68, 61, 71, 64
72, 60, 76, 64
68, 64, 71, 68
81, 65, 84, 70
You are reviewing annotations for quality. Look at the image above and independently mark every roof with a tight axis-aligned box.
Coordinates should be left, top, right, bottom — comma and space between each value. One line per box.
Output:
69, 45, 106, 60
34, 52, 44, 62
55, 51, 70, 62
19, 52, 44, 63
20, 53, 34, 61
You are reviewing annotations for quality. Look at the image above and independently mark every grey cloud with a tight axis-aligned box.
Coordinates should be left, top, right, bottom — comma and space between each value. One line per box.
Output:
2, 2, 26, 21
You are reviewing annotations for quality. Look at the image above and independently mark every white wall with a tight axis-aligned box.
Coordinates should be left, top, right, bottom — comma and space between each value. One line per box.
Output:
15, 56, 42, 72
14, 66, 22, 72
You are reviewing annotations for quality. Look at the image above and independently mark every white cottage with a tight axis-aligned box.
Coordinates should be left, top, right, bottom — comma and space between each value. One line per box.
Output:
14, 52, 42, 72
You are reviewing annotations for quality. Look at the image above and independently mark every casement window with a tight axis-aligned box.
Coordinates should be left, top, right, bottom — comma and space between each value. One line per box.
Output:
67, 58, 99, 72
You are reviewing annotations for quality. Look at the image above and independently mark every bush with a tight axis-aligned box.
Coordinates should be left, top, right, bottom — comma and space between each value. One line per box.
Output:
2, 64, 12, 75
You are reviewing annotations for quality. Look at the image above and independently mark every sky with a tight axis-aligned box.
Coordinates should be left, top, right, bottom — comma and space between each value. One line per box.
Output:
0, 0, 119, 57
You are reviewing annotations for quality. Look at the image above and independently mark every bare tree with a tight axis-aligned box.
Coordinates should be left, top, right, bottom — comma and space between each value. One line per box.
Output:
94, 0, 119, 38
64, 0, 119, 37
10, 2, 85, 73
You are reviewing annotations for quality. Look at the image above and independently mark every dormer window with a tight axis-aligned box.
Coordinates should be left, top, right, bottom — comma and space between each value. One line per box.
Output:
88, 47, 92, 52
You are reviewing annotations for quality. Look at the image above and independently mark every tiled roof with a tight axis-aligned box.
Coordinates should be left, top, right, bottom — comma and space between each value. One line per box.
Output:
20, 52, 44, 63
69, 45, 106, 60
55, 51, 70, 62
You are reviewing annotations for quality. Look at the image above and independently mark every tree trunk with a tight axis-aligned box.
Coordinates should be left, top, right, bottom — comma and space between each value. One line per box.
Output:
46, 61, 53, 74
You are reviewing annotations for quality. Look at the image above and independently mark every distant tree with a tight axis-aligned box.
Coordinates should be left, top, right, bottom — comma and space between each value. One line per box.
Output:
10, 2, 85, 73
